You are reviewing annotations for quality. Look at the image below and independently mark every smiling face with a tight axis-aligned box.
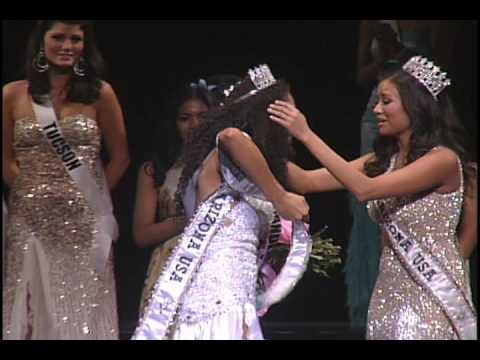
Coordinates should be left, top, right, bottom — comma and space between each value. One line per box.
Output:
176, 98, 209, 142
374, 79, 412, 139
43, 22, 85, 69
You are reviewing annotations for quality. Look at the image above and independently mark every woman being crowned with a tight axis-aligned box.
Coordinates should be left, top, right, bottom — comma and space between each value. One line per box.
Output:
132, 65, 312, 340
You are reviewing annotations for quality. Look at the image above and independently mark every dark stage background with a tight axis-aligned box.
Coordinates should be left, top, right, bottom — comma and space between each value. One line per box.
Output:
2, 20, 477, 339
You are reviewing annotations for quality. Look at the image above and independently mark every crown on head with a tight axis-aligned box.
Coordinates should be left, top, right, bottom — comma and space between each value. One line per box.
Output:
222, 64, 277, 104
402, 56, 451, 100
248, 64, 276, 90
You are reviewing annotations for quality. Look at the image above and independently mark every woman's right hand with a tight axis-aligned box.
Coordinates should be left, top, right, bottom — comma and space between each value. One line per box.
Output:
268, 100, 312, 143
273, 191, 310, 222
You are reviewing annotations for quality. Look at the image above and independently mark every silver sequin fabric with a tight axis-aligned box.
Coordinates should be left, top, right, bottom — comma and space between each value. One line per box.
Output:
366, 150, 472, 340
3, 115, 118, 339
176, 201, 263, 325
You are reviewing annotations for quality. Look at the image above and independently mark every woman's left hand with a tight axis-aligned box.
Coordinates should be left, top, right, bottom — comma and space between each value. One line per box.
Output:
268, 100, 312, 143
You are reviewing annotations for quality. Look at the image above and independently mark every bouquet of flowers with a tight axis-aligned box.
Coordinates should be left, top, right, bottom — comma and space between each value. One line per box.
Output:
259, 219, 342, 290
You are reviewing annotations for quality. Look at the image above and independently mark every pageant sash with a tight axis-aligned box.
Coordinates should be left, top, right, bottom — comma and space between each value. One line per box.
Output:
256, 220, 311, 315
32, 99, 118, 274
132, 188, 236, 340
217, 139, 312, 316
384, 213, 477, 340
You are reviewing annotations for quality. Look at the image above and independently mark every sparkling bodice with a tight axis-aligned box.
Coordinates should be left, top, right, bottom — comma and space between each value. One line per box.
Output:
367, 152, 465, 286
13, 114, 101, 190
177, 201, 261, 324
366, 151, 470, 339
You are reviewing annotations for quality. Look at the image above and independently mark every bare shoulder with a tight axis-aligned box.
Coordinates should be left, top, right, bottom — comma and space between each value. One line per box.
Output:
422, 148, 460, 191
3, 80, 28, 98
218, 127, 244, 137
95, 80, 121, 114
217, 127, 251, 143
426, 146, 458, 165
98, 80, 116, 99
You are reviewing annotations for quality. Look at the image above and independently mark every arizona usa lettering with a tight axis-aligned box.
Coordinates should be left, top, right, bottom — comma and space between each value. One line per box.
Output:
188, 197, 225, 250
170, 196, 227, 282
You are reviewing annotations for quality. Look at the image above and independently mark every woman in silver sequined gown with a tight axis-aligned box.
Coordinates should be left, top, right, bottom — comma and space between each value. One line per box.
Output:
3, 21, 129, 339
268, 55, 477, 340
366, 152, 473, 339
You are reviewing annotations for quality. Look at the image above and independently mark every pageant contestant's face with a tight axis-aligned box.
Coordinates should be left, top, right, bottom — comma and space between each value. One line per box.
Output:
176, 99, 209, 142
374, 79, 412, 138
43, 22, 85, 69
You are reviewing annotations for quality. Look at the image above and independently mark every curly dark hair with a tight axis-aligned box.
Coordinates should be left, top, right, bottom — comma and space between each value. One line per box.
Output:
364, 69, 476, 194
25, 20, 105, 104
175, 78, 292, 211
144, 83, 215, 187
205, 73, 242, 106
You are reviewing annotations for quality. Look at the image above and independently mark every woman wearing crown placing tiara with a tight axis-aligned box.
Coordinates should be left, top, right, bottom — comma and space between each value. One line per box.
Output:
346, 20, 457, 331
131, 65, 311, 340
3, 20, 129, 339
268, 55, 477, 339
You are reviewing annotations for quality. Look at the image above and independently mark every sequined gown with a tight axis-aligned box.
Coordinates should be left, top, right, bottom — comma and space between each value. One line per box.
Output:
3, 114, 118, 340
366, 150, 474, 340
140, 149, 271, 340
169, 200, 266, 340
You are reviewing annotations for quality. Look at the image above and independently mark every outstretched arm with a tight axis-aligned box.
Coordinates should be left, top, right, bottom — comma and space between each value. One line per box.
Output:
286, 154, 374, 195
269, 100, 460, 201
217, 128, 309, 221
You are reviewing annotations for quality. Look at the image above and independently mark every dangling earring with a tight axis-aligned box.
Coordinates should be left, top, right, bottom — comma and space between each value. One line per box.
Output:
73, 57, 87, 77
33, 48, 49, 73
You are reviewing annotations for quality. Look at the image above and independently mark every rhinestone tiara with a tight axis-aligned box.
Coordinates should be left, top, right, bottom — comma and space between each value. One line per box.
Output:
248, 64, 276, 90
222, 64, 277, 103
402, 56, 451, 100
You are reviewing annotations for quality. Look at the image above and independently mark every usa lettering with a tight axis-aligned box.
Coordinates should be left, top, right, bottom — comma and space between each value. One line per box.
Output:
170, 256, 193, 282
412, 252, 437, 282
